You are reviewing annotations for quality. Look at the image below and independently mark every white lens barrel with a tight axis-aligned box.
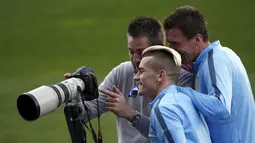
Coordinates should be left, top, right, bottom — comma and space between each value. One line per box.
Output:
17, 77, 85, 121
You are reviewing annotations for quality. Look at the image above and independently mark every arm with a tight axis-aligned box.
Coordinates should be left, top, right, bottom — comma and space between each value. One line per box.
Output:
151, 104, 186, 143
81, 65, 120, 122
133, 114, 150, 137
80, 92, 108, 122
177, 53, 232, 120
99, 86, 151, 137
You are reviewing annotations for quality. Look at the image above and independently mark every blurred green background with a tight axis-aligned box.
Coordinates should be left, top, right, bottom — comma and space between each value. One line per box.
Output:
0, 0, 254, 142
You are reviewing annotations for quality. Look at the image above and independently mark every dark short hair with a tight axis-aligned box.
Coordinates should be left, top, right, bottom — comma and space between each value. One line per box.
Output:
128, 16, 165, 45
163, 5, 209, 42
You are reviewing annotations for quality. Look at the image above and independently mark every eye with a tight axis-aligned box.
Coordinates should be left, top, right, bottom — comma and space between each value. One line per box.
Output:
139, 69, 144, 74
129, 49, 134, 55
136, 69, 142, 75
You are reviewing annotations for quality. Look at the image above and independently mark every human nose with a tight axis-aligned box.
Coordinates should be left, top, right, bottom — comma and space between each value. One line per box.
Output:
134, 72, 140, 81
133, 53, 141, 63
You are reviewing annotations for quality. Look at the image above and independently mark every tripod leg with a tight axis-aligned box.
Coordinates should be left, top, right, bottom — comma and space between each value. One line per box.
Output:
64, 104, 86, 143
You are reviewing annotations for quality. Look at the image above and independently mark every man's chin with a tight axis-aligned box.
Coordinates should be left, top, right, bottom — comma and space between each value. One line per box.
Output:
138, 90, 150, 98
137, 91, 143, 96
138, 90, 147, 97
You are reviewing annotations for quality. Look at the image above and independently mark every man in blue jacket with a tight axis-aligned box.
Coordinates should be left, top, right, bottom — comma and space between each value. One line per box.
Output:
133, 45, 211, 143
163, 5, 255, 143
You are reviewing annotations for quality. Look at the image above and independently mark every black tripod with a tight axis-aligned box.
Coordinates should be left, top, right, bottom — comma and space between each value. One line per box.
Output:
64, 103, 87, 143
63, 70, 102, 143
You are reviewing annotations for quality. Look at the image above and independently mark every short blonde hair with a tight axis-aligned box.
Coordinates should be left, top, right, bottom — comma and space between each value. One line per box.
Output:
142, 45, 182, 67
142, 45, 182, 81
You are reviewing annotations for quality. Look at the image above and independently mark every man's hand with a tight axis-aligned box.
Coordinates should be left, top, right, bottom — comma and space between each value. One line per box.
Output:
64, 73, 72, 79
99, 85, 137, 121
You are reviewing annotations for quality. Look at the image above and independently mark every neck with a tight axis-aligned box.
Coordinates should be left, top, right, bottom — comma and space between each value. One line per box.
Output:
151, 80, 174, 100
193, 41, 211, 62
200, 41, 210, 53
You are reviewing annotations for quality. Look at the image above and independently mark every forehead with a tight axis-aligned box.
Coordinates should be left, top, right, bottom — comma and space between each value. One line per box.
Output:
165, 28, 186, 42
128, 36, 150, 49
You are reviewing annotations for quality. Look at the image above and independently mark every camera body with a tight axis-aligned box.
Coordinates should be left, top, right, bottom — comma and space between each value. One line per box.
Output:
17, 66, 99, 121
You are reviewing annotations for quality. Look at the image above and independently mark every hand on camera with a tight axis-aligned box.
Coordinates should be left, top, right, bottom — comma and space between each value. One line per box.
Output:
64, 73, 72, 79
64, 66, 94, 79
99, 85, 136, 119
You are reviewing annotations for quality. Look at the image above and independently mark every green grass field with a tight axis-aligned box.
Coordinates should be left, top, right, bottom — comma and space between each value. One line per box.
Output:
0, 0, 254, 142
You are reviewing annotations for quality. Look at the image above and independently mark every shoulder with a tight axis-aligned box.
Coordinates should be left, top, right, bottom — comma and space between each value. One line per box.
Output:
107, 61, 134, 76
201, 47, 234, 71
118, 61, 133, 67
207, 42, 238, 62
151, 97, 183, 124
112, 61, 134, 72
154, 91, 190, 118
177, 68, 194, 87
99, 61, 133, 88
179, 68, 193, 79
154, 92, 183, 116
161, 91, 192, 107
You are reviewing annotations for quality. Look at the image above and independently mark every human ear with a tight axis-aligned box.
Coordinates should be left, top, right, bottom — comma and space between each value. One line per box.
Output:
196, 34, 203, 43
157, 70, 166, 82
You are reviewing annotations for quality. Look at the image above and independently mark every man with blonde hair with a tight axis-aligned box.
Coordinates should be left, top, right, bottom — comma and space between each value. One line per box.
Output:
134, 45, 212, 143
65, 17, 193, 143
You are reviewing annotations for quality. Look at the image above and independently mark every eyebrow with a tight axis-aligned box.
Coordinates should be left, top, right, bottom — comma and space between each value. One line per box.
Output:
128, 48, 144, 51
137, 67, 145, 71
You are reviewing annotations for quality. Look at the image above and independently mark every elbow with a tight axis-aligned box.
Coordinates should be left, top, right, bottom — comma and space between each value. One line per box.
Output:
213, 107, 230, 120
210, 98, 230, 120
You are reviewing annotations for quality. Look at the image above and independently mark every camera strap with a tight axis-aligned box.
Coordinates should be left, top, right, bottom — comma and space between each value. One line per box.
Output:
77, 74, 102, 143
79, 90, 102, 143
83, 72, 102, 143
71, 67, 102, 143
96, 98, 102, 143
82, 101, 98, 143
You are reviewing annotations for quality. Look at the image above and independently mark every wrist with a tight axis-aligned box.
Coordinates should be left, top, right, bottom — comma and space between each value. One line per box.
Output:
128, 111, 141, 127
124, 108, 137, 122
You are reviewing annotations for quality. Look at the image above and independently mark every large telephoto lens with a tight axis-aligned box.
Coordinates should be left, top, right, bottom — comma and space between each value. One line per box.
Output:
17, 78, 85, 121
